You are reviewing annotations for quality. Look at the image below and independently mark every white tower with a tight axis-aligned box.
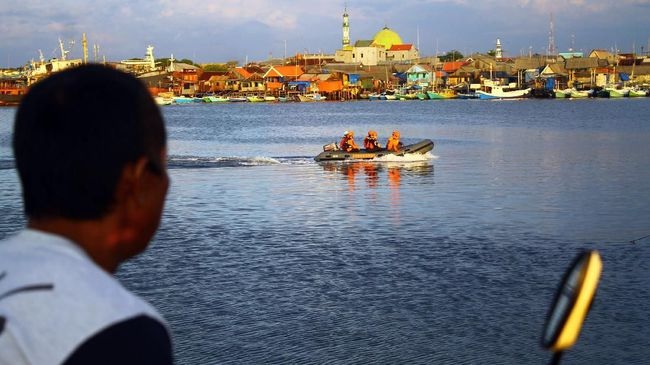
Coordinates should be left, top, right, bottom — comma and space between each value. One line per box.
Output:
495, 38, 503, 59
342, 5, 350, 48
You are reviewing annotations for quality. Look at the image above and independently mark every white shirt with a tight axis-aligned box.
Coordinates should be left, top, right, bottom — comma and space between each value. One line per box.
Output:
0, 229, 166, 365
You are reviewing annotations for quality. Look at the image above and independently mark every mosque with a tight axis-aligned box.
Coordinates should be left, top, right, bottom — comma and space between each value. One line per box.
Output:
334, 6, 419, 66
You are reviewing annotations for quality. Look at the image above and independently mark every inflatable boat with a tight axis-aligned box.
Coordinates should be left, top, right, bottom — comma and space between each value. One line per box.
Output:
314, 139, 434, 162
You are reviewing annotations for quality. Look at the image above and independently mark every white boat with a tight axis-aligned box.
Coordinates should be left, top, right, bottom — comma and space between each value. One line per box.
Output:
203, 95, 228, 103
569, 89, 592, 98
264, 95, 277, 102
154, 96, 173, 105
297, 93, 326, 102
476, 84, 531, 100
246, 95, 265, 102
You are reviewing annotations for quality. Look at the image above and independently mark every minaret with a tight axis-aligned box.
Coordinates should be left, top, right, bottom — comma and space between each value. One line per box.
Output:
495, 38, 503, 59
342, 4, 350, 48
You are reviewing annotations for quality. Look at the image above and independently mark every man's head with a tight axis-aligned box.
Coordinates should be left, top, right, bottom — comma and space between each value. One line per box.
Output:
13, 65, 168, 266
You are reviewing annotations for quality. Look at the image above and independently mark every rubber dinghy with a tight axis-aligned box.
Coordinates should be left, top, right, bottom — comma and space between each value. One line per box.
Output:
314, 139, 434, 162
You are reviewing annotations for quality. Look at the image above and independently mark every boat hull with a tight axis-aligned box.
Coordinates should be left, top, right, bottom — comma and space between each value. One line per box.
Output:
314, 139, 434, 162
476, 88, 531, 100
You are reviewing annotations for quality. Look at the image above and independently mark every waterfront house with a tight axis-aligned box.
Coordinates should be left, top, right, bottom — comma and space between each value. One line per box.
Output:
263, 65, 304, 92
589, 50, 618, 65
234, 67, 265, 93
0, 71, 27, 105
564, 57, 607, 88
198, 71, 229, 93
405, 64, 434, 87
169, 62, 201, 96
442, 61, 467, 86
540, 63, 569, 89
513, 57, 554, 87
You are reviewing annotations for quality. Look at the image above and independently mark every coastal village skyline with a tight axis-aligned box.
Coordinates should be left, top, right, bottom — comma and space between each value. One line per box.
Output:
2, 1, 650, 68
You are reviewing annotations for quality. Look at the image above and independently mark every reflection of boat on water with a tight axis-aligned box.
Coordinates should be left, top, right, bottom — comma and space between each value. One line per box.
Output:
319, 159, 434, 189
314, 139, 434, 162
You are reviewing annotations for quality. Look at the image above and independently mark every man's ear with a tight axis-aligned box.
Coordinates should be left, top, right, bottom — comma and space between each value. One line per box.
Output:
115, 157, 149, 208
107, 156, 150, 251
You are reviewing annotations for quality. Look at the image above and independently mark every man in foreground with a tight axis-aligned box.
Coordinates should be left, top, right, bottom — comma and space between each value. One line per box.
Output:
0, 65, 173, 364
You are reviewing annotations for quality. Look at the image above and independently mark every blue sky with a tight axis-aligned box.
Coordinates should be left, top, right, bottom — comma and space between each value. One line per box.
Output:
2, 0, 649, 67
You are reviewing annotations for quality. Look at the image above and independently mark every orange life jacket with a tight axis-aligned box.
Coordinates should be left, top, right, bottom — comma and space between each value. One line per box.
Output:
364, 136, 380, 150
386, 136, 401, 152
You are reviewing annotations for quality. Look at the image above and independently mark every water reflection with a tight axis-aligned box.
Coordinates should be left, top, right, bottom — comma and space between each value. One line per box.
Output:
319, 160, 434, 191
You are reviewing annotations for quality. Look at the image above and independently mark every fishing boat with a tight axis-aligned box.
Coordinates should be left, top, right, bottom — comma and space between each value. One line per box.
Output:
203, 95, 228, 103
368, 92, 382, 101
228, 96, 248, 102
476, 84, 531, 100
569, 89, 592, 98
173, 96, 194, 104
246, 95, 265, 102
426, 89, 457, 99
628, 89, 648, 97
604, 87, 627, 98
264, 95, 277, 102
314, 139, 434, 162
554, 89, 571, 98
154, 96, 173, 105
298, 93, 326, 102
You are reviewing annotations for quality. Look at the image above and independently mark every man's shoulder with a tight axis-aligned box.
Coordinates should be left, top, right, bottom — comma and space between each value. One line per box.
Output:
0, 230, 167, 365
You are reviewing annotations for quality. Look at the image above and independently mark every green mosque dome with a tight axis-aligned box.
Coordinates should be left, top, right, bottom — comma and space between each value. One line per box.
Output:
372, 26, 403, 49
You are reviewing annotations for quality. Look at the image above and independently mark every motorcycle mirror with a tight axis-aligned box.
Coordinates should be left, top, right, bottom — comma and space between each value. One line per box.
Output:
541, 250, 602, 364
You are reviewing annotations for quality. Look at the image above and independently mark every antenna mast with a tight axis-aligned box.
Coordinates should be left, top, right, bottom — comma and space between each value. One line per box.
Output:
547, 12, 556, 56
82, 33, 88, 64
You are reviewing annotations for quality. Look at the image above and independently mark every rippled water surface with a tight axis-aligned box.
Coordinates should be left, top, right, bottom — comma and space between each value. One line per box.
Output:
1, 98, 649, 364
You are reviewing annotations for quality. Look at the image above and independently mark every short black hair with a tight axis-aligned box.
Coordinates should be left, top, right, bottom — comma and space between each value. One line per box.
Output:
13, 64, 166, 220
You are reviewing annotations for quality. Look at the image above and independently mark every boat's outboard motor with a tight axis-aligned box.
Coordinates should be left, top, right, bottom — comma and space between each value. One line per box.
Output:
323, 142, 339, 152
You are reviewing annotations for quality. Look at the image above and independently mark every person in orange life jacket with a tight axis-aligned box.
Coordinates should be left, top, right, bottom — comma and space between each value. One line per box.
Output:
386, 130, 403, 152
339, 130, 360, 152
363, 130, 381, 151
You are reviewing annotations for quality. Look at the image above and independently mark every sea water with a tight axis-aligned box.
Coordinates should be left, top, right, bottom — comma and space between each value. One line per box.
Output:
1, 98, 649, 364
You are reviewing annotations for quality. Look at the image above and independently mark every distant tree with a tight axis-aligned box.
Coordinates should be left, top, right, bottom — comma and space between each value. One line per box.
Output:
178, 58, 195, 65
203, 64, 229, 72
439, 50, 464, 62
156, 58, 171, 68
487, 49, 496, 57
226, 60, 239, 68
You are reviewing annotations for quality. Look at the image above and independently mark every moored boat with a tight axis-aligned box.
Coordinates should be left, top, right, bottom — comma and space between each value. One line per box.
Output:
628, 89, 648, 97
154, 96, 173, 105
173, 96, 194, 104
204, 95, 228, 103
427, 89, 457, 99
476, 84, 531, 100
314, 139, 434, 162
569, 89, 592, 98
554, 89, 571, 98
246, 95, 265, 102
298, 93, 326, 102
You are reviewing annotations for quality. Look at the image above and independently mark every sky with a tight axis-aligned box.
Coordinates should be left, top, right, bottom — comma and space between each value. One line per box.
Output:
1, 0, 649, 67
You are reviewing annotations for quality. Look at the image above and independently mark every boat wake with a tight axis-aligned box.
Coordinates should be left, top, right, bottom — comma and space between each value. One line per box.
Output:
372, 151, 437, 162
168, 155, 282, 169
167, 153, 437, 169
